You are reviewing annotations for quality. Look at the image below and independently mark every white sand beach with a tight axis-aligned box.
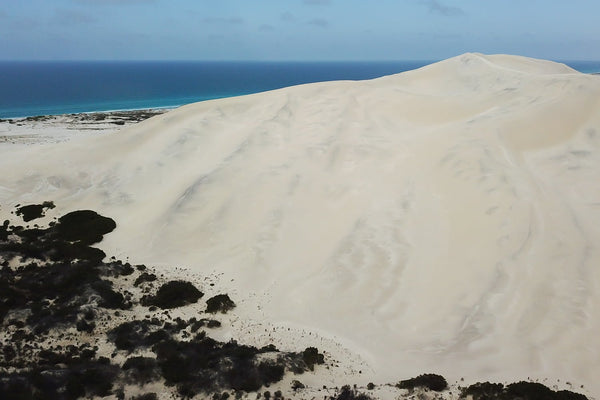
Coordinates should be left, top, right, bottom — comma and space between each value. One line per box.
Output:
1, 53, 599, 397
0, 109, 166, 146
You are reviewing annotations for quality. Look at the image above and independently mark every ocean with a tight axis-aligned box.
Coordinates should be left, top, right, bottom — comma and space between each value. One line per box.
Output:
1, 60, 599, 119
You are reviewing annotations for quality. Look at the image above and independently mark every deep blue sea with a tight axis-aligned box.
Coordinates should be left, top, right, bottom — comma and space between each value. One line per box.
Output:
1, 60, 599, 118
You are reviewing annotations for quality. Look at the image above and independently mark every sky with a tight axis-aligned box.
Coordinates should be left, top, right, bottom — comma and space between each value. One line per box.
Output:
1, 0, 599, 61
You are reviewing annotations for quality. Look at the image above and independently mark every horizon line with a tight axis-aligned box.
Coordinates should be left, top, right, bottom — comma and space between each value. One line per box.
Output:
1, 57, 600, 63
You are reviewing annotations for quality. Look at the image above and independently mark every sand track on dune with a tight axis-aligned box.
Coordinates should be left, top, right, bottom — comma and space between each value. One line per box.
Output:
1, 53, 600, 395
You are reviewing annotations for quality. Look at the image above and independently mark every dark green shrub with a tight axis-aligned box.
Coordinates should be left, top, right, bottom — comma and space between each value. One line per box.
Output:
122, 356, 159, 384
333, 385, 373, 400
143, 280, 203, 309
302, 347, 324, 371
397, 374, 448, 392
206, 294, 236, 313
460, 381, 504, 400
15, 201, 55, 222
54, 210, 116, 245
132, 394, 158, 400
292, 380, 305, 390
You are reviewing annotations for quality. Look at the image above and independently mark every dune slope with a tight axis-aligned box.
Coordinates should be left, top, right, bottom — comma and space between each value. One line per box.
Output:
1, 53, 600, 394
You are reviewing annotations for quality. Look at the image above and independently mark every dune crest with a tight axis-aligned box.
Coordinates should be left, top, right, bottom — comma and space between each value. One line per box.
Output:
1, 54, 600, 394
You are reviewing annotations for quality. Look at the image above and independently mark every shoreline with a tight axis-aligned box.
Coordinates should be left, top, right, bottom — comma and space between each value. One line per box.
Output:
0, 107, 171, 123
2, 71, 598, 120
0, 108, 168, 145
0, 104, 179, 121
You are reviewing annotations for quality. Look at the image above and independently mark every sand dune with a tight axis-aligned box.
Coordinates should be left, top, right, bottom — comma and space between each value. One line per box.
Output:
1, 53, 600, 394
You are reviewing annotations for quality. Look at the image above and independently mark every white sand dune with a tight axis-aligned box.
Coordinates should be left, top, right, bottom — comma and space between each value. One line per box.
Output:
1, 53, 600, 394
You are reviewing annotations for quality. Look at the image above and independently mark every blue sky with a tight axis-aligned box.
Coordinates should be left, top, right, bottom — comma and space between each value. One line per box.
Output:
1, 0, 599, 61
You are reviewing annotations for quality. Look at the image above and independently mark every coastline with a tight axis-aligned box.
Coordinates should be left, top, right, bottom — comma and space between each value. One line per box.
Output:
0, 107, 170, 124
0, 60, 438, 120
0, 102, 191, 120
0, 108, 168, 145
2, 66, 597, 144
1, 63, 597, 121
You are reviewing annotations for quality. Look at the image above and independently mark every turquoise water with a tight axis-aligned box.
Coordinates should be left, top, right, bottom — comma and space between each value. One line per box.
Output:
0, 61, 431, 118
1, 60, 598, 118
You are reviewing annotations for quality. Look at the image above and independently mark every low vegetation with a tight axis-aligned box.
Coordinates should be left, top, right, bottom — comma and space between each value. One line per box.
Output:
397, 373, 448, 392
142, 280, 204, 309
460, 381, 588, 400
0, 203, 326, 399
329, 385, 373, 400
14, 201, 55, 222
206, 293, 236, 313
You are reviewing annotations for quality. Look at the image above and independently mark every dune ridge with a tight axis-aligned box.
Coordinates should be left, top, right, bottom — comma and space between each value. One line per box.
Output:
1, 53, 599, 395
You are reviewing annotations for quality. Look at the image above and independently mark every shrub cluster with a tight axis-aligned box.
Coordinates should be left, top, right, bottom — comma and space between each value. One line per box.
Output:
0, 204, 328, 399
460, 381, 588, 400
141, 280, 203, 309
206, 294, 236, 313
397, 373, 448, 392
